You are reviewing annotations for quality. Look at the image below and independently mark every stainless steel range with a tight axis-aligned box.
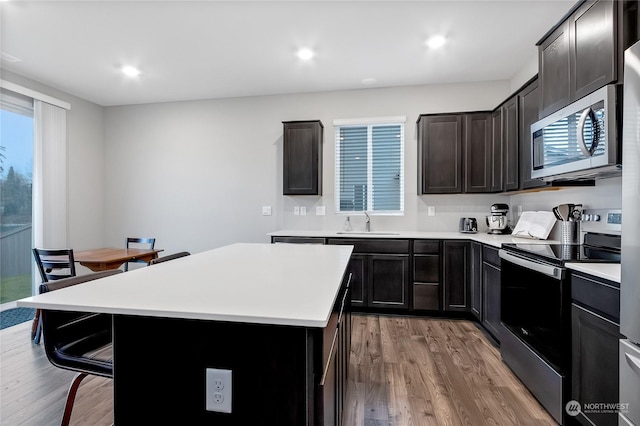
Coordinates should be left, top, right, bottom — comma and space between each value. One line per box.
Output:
498, 209, 621, 425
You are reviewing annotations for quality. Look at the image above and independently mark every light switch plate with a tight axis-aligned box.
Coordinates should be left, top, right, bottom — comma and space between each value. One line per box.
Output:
300, 206, 307, 216
316, 206, 326, 216
427, 206, 436, 216
262, 206, 272, 216
206, 368, 232, 413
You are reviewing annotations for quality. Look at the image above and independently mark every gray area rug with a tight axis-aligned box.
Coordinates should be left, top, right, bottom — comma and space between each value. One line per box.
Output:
0, 307, 35, 330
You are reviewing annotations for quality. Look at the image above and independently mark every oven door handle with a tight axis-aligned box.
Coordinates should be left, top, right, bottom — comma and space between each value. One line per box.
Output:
498, 250, 565, 280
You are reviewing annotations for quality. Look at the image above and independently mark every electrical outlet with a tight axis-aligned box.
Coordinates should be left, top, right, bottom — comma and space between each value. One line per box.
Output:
262, 206, 272, 216
316, 206, 326, 216
300, 206, 307, 216
294, 206, 300, 216
427, 206, 436, 216
206, 368, 232, 413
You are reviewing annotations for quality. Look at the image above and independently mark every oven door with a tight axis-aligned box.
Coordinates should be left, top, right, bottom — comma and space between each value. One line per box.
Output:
499, 249, 569, 371
499, 249, 570, 424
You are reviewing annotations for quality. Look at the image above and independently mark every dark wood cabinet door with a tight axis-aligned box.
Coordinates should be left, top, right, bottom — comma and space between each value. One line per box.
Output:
470, 242, 482, 320
369, 255, 409, 309
283, 120, 323, 195
442, 241, 469, 312
413, 253, 440, 311
571, 303, 620, 426
539, 20, 571, 117
502, 97, 519, 191
417, 115, 463, 194
490, 109, 503, 192
571, 0, 617, 101
482, 261, 502, 343
464, 113, 492, 193
347, 255, 367, 308
518, 79, 548, 190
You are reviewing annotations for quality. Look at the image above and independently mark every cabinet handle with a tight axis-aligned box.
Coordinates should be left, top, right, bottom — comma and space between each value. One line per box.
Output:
320, 330, 339, 386
625, 352, 640, 375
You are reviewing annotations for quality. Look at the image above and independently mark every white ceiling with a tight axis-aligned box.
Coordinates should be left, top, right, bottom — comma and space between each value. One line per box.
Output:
0, 1, 576, 107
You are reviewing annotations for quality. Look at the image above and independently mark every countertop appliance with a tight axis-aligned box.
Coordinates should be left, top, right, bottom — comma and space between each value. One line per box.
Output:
531, 84, 621, 182
499, 209, 621, 425
620, 39, 640, 426
486, 203, 511, 235
458, 217, 478, 233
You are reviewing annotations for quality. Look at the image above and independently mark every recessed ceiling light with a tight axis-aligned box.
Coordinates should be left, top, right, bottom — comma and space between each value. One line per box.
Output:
362, 78, 377, 85
297, 48, 315, 60
121, 66, 141, 77
426, 35, 446, 49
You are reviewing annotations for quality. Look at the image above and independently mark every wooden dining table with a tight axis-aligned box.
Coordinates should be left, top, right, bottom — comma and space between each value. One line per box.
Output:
74, 248, 164, 272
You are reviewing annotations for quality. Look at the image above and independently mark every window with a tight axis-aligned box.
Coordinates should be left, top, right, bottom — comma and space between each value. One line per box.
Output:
334, 117, 405, 215
1, 88, 34, 305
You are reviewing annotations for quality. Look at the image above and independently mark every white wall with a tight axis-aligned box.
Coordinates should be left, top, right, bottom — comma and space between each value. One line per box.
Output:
2, 70, 106, 251
103, 80, 515, 253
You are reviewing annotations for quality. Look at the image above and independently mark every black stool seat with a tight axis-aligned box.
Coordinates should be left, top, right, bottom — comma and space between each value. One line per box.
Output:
39, 270, 122, 425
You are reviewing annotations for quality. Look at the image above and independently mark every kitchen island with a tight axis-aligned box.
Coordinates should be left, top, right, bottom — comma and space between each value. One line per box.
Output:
19, 243, 354, 425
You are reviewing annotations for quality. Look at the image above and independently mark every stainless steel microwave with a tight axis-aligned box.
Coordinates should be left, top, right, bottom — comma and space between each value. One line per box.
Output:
531, 84, 621, 181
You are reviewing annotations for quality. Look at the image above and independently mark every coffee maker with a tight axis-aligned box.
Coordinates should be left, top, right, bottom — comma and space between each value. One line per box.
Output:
486, 203, 512, 234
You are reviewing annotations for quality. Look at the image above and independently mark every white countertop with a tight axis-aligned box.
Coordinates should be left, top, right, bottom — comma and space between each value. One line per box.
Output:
18, 243, 354, 328
268, 230, 559, 248
566, 263, 621, 283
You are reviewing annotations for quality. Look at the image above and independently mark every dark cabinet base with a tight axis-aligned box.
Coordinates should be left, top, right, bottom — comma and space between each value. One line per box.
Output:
112, 281, 351, 425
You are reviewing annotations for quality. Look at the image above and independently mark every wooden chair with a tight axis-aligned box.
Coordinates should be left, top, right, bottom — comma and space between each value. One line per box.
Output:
31, 248, 77, 344
124, 237, 156, 271
39, 270, 121, 426
149, 251, 190, 265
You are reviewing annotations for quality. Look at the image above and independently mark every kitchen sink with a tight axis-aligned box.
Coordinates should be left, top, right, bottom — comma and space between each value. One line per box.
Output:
336, 231, 400, 235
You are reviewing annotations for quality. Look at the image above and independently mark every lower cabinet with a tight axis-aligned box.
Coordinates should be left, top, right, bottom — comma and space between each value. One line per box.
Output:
327, 239, 410, 310
369, 255, 409, 309
345, 255, 367, 308
442, 241, 470, 312
413, 240, 441, 311
470, 242, 482, 320
481, 245, 502, 342
571, 273, 621, 426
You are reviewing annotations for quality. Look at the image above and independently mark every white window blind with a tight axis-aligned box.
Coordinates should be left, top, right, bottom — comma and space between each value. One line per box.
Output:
334, 118, 404, 215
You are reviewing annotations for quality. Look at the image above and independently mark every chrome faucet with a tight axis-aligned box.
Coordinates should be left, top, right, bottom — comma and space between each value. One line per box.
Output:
364, 211, 371, 232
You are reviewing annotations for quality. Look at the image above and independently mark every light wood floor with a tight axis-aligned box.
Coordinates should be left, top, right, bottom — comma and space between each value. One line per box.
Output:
344, 315, 556, 425
0, 315, 556, 425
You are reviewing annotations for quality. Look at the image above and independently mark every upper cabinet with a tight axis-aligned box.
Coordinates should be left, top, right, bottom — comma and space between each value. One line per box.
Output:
490, 109, 503, 193
417, 114, 463, 194
464, 113, 492, 193
538, 0, 638, 117
518, 78, 549, 190
418, 113, 493, 194
282, 120, 323, 195
539, 19, 572, 118
501, 97, 519, 191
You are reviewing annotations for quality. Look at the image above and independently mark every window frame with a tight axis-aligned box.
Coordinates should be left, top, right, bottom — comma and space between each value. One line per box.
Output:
333, 116, 405, 216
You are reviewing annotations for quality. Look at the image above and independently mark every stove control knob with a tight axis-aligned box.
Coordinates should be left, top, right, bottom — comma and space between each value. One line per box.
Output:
593, 214, 601, 221
583, 214, 591, 221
